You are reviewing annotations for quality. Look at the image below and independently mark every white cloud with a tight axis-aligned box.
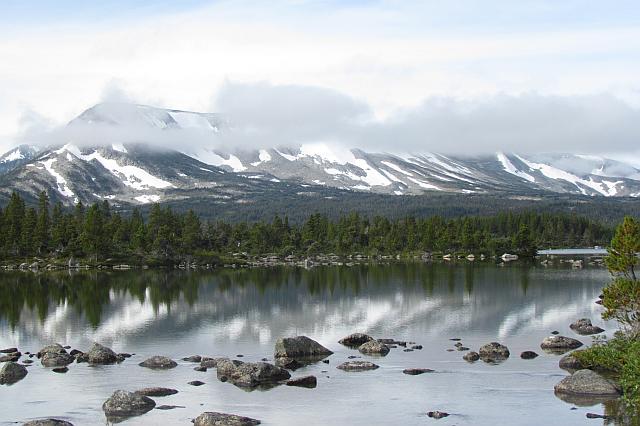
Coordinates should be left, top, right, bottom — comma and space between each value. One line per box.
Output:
1, 1, 640, 154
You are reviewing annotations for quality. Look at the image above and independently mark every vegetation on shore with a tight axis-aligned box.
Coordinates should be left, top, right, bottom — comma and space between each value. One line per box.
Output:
575, 216, 640, 409
0, 191, 611, 266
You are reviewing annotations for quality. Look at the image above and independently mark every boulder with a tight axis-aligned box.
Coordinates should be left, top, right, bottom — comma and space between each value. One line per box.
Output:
541, 336, 583, 352
463, 352, 480, 362
102, 390, 156, 420
478, 342, 510, 362
286, 375, 317, 388
85, 343, 119, 365
201, 357, 224, 369
183, 355, 202, 363
52, 367, 68, 374
0, 347, 18, 353
216, 359, 290, 388
338, 333, 374, 347
22, 420, 74, 426
403, 368, 435, 375
0, 361, 28, 385
0, 351, 21, 362
38, 344, 74, 368
138, 356, 177, 369
570, 319, 605, 336
193, 412, 261, 426
134, 387, 178, 397
358, 340, 390, 356
274, 357, 302, 371
336, 361, 379, 372
559, 353, 585, 371
554, 370, 621, 397
274, 336, 333, 359
520, 351, 539, 360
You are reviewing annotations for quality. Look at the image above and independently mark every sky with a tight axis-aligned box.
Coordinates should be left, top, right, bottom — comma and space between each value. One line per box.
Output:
1, 0, 640, 156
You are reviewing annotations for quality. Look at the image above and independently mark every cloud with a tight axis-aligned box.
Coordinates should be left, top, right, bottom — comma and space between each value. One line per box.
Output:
14, 82, 640, 158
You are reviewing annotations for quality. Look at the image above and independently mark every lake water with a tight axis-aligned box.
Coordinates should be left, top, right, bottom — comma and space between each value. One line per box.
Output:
0, 263, 618, 425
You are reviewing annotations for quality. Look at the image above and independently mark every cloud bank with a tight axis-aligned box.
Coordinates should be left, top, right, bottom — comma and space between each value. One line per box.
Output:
16, 81, 640, 158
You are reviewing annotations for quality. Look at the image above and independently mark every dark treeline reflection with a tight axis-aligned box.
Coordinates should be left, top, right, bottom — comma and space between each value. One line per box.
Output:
0, 263, 573, 329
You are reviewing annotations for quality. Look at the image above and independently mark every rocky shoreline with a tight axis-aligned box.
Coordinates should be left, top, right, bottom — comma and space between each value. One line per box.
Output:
1, 316, 621, 425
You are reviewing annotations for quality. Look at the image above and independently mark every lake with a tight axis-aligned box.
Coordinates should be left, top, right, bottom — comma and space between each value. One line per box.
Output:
0, 263, 618, 425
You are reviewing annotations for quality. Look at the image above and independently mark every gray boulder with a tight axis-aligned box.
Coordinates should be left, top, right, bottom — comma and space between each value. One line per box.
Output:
274, 357, 302, 370
336, 361, 379, 371
85, 343, 118, 364
286, 375, 317, 388
338, 333, 374, 347
102, 390, 156, 419
559, 353, 585, 371
0, 361, 28, 385
554, 369, 621, 397
183, 355, 202, 363
134, 387, 178, 397
138, 356, 177, 369
358, 340, 390, 356
201, 357, 224, 369
479, 342, 510, 362
541, 336, 583, 352
216, 359, 290, 388
193, 412, 261, 426
22, 420, 74, 426
274, 336, 333, 359
0, 351, 21, 362
520, 351, 539, 360
0, 347, 18, 353
38, 344, 74, 368
463, 352, 480, 362
570, 319, 605, 335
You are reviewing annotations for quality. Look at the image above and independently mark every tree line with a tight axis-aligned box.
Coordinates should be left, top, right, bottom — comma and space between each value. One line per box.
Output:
0, 191, 612, 263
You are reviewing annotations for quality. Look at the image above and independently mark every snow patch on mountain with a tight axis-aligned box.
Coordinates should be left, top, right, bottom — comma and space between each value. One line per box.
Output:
39, 158, 75, 198
135, 194, 161, 203
1, 149, 24, 163
497, 152, 535, 182
190, 149, 246, 172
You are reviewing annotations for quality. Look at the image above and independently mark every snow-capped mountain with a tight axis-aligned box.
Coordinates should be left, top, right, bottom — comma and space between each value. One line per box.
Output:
1, 102, 639, 207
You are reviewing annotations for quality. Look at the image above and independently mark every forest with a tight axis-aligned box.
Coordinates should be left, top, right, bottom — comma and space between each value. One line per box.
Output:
0, 191, 613, 265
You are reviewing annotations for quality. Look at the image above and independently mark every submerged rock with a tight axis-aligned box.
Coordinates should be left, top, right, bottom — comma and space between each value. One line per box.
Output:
541, 336, 583, 352
85, 343, 119, 365
427, 411, 449, 419
520, 351, 539, 360
478, 342, 510, 362
134, 387, 178, 397
559, 353, 585, 371
338, 333, 374, 347
102, 390, 156, 420
216, 359, 290, 388
274, 357, 302, 371
286, 375, 317, 388
22, 420, 74, 426
138, 356, 177, 370
358, 340, 390, 356
52, 367, 68, 374
570, 319, 605, 336
274, 336, 333, 359
463, 352, 480, 362
403, 368, 435, 375
183, 355, 202, 363
155, 405, 185, 410
554, 370, 621, 398
0, 361, 28, 385
189, 380, 205, 386
336, 361, 379, 372
193, 412, 261, 426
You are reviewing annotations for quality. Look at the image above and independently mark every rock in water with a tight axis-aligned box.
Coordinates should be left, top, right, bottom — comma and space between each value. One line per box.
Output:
554, 370, 621, 397
200, 357, 224, 369
338, 333, 374, 347
189, 380, 205, 386
138, 356, 177, 369
216, 359, 290, 388
427, 411, 449, 419
358, 340, 390, 356
0, 347, 18, 353
274, 357, 302, 371
0, 361, 28, 385
134, 387, 178, 397
403, 368, 435, 375
478, 342, 510, 362
286, 375, 317, 388
520, 351, 539, 360
193, 412, 261, 426
336, 361, 379, 372
274, 336, 333, 359
570, 319, 605, 336
102, 390, 156, 420
559, 353, 585, 371
85, 343, 119, 364
38, 344, 74, 368
22, 420, 74, 426
541, 336, 583, 352
463, 352, 480, 362
183, 355, 202, 363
